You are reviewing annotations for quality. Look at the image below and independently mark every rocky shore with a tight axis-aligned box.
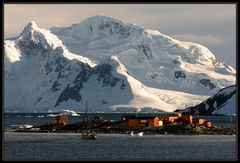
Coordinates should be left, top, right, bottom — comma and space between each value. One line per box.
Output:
14, 119, 236, 135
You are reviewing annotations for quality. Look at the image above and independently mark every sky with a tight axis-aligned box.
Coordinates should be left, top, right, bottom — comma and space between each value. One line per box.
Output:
4, 4, 236, 68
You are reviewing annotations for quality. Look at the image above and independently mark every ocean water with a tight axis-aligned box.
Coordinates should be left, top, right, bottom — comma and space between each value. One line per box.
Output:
3, 132, 237, 161
3, 113, 237, 160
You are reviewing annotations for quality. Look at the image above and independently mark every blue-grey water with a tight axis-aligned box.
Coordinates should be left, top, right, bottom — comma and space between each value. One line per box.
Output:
3, 132, 237, 160
3, 113, 237, 160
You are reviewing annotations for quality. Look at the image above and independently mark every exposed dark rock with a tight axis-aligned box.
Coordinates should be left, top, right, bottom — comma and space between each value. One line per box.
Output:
44, 49, 69, 77
172, 59, 180, 64
14, 120, 236, 135
89, 26, 93, 31
140, 44, 152, 59
54, 57, 66, 72
51, 81, 61, 92
55, 63, 123, 106
19, 40, 50, 58
174, 71, 186, 79
98, 20, 130, 38
110, 78, 120, 87
120, 79, 126, 90
55, 84, 82, 106
199, 79, 216, 89
74, 65, 93, 83
95, 64, 120, 87
183, 85, 236, 115
151, 74, 158, 79
210, 58, 222, 67
44, 61, 54, 76
57, 71, 62, 79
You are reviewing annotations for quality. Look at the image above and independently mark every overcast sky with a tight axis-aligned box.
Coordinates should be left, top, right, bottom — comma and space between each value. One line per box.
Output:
4, 4, 236, 68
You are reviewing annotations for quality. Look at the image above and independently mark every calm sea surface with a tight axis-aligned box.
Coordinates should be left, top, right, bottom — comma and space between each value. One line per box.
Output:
3, 113, 237, 160
3, 132, 237, 161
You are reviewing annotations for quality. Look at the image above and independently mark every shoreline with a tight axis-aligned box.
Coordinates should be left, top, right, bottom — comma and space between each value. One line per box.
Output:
7, 115, 236, 135
4, 131, 237, 136
10, 124, 236, 135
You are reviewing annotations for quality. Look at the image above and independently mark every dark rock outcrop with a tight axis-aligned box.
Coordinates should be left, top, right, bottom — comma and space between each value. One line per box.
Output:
182, 85, 236, 115
174, 71, 186, 79
55, 63, 122, 107
199, 79, 216, 89
14, 120, 236, 135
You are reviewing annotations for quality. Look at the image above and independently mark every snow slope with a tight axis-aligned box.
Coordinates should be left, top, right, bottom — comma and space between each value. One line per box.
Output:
213, 94, 236, 116
4, 16, 236, 113
51, 15, 235, 95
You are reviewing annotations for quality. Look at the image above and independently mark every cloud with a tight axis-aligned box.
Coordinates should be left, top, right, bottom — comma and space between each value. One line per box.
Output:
171, 34, 224, 46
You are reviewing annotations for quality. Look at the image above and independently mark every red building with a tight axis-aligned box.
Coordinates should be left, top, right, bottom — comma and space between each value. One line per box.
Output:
193, 118, 206, 125
55, 115, 69, 125
122, 116, 162, 127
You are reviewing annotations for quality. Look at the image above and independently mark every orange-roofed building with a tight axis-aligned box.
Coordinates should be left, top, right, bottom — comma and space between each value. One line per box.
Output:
193, 118, 206, 125
176, 115, 193, 124
55, 115, 69, 125
122, 116, 162, 127
176, 112, 182, 117
203, 121, 212, 127
159, 112, 185, 124
159, 115, 179, 123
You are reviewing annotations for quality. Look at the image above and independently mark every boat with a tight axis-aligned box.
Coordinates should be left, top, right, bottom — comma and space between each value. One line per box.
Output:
81, 101, 97, 140
81, 130, 97, 140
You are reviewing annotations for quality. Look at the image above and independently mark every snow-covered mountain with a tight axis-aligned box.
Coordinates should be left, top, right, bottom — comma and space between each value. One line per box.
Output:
4, 15, 236, 113
182, 85, 236, 116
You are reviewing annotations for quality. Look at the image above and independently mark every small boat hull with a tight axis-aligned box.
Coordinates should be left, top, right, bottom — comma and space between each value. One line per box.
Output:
81, 132, 97, 140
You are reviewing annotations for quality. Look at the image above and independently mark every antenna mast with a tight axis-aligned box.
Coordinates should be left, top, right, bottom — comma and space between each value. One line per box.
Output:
85, 101, 89, 129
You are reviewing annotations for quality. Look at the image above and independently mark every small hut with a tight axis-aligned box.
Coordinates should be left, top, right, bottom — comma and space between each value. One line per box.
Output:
55, 115, 69, 125
203, 121, 212, 127
159, 115, 178, 123
193, 118, 206, 125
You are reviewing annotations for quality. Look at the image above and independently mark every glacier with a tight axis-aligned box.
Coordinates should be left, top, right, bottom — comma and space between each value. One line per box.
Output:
4, 15, 236, 113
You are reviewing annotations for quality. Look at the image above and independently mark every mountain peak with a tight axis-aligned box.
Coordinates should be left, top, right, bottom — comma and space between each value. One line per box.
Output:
14, 21, 65, 52
50, 15, 143, 43
4, 16, 236, 113
21, 21, 39, 35
27, 21, 38, 29
74, 15, 128, 30
82, 15, 123, 23
81, 15, 142, 30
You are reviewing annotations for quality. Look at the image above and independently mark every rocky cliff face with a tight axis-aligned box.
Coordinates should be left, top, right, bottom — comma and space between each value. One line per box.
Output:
182, 85, 236, 115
